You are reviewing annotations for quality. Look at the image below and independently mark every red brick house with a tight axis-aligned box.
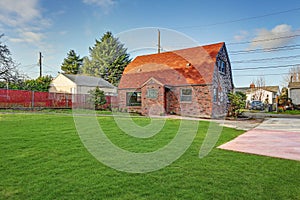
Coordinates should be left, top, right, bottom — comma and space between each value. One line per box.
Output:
118, 42, 233, 118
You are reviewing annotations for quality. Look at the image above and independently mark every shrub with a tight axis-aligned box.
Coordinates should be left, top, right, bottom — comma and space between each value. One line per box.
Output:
88, 86, 107, 110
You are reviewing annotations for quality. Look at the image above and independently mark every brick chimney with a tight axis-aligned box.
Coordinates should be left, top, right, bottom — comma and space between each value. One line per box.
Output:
250, 83, 255, 89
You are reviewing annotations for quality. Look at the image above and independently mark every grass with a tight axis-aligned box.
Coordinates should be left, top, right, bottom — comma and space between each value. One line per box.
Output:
0, 108, 143, 116
270, 110, 300, 115
1, 113, 300, 199
242, 108, 300, 115
0, 108, 113, 115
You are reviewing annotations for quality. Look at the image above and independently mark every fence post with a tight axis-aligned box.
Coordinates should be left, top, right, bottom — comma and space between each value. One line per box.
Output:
66, 93, 68, 108
31, 91, 35, 109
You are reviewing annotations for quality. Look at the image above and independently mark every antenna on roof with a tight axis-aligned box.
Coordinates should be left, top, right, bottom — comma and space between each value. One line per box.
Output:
158, 29, 161, 54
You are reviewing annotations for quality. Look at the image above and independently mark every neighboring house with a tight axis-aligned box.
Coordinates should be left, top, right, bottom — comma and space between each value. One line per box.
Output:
288, 81, 300, 105
49, 73, 117, 95
118, 42, 234, 118
235, 83, 280, 106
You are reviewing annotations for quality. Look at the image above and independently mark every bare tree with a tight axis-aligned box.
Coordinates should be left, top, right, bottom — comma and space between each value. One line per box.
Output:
251, 76, 266, 101
0, 34, 20, 83
283, 66, 300, 84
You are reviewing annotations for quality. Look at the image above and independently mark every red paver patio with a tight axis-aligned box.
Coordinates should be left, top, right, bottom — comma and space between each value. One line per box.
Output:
218, 119, 300, 161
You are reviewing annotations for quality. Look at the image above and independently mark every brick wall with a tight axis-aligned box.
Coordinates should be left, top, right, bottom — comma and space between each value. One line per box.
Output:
118, 85, 214, 118
118, 89, 142, 113
141, 81, 165, 115
166, 85, 213, 118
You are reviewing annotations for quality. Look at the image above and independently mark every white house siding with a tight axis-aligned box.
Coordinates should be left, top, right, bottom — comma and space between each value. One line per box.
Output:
49, 74, 117, 95
76, 85, 116, 95
290, 88, 300, 105
246, 89, 275, 104
49, 74, 76, 93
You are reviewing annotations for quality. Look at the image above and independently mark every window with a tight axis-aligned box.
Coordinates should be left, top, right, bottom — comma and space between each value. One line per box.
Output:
219, 91, 224, 102
213, 88, 218, 102
126, 92, 141, 106
217, 59, 226, 74
147, 88, 158, 99
180, 88, 192, 102
221, 61, 226, 73
217, 60, 221, 71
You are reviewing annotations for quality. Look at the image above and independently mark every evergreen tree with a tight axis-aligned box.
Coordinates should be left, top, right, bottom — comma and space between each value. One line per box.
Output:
82, 31, 131, 86
61, 50, 83, 74
88, 86, 107, 110
228, 91, 246, 117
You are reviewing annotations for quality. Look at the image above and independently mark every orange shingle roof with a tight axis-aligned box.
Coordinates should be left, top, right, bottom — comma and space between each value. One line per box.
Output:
119, 42, 224, 89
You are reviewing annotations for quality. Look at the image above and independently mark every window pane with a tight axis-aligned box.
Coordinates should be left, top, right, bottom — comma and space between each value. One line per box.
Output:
221, 61, 226, 73
147, 89, 158, 99
182, 89, 192, 95
126, 92, 141, 106
181, 95, 192, 102
180, 88, 192, 102
218, 59, 226, 73
213, 88, 218, 102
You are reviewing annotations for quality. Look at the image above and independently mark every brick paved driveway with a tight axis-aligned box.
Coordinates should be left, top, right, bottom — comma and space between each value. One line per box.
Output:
218, 118, 300, 161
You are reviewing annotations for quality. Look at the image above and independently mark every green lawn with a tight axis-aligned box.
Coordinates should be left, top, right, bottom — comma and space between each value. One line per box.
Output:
1, 113, 300, 199
271, 110, 300, 115
0, 108, 114, 115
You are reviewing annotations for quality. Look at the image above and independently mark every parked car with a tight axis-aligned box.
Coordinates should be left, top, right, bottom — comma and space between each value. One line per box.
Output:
250, 100, 264, 110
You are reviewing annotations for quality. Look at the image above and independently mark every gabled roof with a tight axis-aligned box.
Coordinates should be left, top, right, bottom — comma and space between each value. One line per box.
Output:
63, 74, 115, 88
235, 86, 280, 94
264, 86, 280, 93
288, 82, 300, 89
119, 42, 225, 89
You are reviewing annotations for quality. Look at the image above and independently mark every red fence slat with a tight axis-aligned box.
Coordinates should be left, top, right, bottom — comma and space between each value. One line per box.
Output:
0, 89, 115, 109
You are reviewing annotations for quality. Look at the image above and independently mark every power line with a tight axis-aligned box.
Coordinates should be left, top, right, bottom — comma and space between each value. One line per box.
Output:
232, 55, 300, 63
232, 63, 300, 71
227, 33, 300, 45
172, 7, 300, 29
157, 35, 300, 55
21, 64, 38, 68
229, 44, 300, 55
43, 64, 57, 70
234, 72, 290, 77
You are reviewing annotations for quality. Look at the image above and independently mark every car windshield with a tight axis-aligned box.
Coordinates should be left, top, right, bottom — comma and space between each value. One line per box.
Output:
252, 101, 262, 105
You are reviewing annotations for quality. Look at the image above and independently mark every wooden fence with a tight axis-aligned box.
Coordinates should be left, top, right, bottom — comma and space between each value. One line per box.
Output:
0, 89, 117, 109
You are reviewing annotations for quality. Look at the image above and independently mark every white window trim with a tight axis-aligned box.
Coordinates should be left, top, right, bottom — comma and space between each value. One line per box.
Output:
180, 88, 192, 102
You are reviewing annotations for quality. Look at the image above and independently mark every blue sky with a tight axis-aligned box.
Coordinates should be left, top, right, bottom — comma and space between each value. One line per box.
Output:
1, 0, 300, 87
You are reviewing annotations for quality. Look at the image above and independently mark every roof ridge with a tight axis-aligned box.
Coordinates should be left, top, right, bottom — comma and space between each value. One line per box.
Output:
134, 42, 225, 58
61, 73, 115, 88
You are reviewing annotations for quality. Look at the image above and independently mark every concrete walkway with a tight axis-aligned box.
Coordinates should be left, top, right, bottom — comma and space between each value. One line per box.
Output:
242, 111, 300, 119
218, 118, 300, 161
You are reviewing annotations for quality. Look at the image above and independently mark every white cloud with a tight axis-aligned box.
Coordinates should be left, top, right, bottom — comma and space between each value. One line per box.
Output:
0, 0, 51, 45
83, 0, 116, 11
58, 31, 68, 36
249, 24, 295, 49
83, 0, 115, 7
0, 0, 40, 26
9, 31, 44, 44
234, 30, 249, 41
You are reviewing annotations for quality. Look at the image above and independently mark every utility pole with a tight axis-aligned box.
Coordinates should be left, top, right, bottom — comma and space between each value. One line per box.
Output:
158, 29, 161, 53
39, 52, 42, 77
